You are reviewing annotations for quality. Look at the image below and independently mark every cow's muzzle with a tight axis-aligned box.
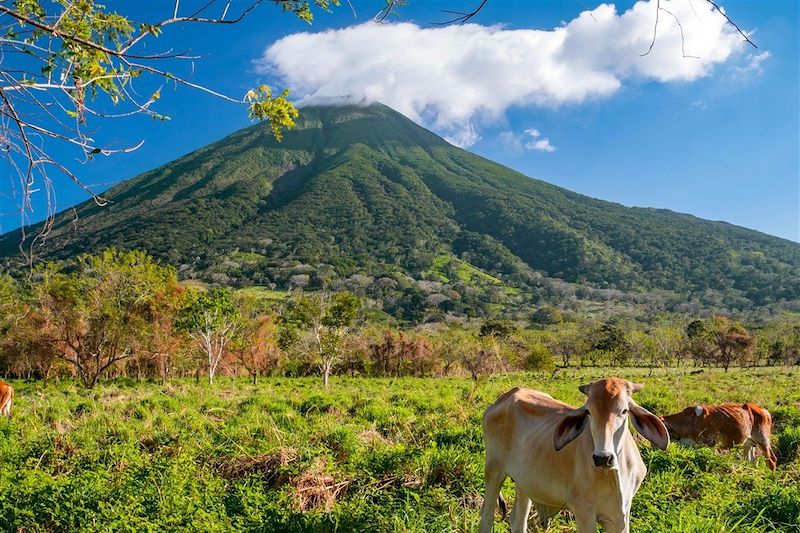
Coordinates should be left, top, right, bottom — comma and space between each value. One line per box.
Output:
592, 452, 615, 468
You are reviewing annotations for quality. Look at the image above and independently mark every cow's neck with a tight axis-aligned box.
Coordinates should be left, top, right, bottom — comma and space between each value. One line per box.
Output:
589, 431, 639, 512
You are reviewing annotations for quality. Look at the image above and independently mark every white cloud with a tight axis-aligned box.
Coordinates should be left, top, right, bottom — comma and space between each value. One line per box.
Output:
501, 128, 558, 153
257, 0, 751, 146
443, 122, 480, 148
733, 50, 771, 75
527, 138, 557, 153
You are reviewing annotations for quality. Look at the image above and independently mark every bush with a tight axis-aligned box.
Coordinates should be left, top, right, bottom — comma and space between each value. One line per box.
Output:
524, 344, 556, 373
531, 307, 563, 325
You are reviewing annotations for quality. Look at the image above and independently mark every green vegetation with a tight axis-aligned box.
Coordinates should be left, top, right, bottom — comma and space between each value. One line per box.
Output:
0, 251, 798, 530
1, 249, 799, 389
0, 369, 797, 531
1, 104, 797, 321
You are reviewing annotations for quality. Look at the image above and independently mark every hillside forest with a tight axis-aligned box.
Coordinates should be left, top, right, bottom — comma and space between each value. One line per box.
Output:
2, 249, 798, 388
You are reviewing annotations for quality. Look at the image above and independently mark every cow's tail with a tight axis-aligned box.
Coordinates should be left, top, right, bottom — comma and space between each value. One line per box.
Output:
497, 492, 507, 519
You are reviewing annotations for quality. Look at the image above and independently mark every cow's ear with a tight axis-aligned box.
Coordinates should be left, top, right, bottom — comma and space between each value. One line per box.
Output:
578, 384, 590, 395
629, 401, 669, 450
554, 408, 588, 451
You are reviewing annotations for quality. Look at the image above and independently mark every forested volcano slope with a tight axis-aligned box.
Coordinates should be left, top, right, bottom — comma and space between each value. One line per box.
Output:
1, 103, 798, 310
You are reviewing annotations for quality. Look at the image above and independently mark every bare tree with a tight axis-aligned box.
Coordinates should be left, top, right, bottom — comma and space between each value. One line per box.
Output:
176, 288, 240, 385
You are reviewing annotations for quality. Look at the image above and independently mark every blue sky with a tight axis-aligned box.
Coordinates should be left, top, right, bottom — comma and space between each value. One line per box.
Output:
1, 0, 798, 241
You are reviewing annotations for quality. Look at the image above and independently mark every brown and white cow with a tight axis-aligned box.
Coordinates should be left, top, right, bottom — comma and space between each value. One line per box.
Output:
0, 380, 13, 417
661, 403, 777, 470
480, 379, 669, 533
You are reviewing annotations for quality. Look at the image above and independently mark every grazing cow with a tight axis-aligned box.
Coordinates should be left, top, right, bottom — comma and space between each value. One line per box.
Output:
0, 380, 12, 417
661, 403, 777, 470
480, 379, 669, 533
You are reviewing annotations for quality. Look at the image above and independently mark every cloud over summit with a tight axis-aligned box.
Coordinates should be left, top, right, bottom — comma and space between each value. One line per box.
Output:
256, 0, 749, 146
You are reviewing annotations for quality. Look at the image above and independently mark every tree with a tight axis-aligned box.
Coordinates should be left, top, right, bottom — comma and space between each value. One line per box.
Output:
545, 325, 588, 368
591, 323, 631, 366
461, 337, 504, 381
0, 1, 313, 257
479, 319, 516, 339
33, 249, 178, 387
631, 324, 683, 373
235, 315, 282, 385
280, 291, 361, 386
757, 313, 800, 367
176, 288, 240, 385
370, 330, 436, 377
531, 306, 563, 326
706, 316, 754, 372
684, 319, 713, 366
138, 284, 189, 382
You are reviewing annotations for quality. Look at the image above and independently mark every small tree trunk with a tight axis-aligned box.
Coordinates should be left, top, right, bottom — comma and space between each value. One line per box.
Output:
322, 360, 331, 387
252, 373, 257, 386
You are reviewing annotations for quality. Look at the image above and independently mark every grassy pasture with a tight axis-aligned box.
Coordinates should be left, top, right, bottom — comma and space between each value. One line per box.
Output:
0, 368, 798, 532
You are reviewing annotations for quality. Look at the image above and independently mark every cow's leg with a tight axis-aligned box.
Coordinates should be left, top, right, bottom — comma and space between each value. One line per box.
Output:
509, 486, 531, 533
752, 427, 778, 470
743, 439, 757, 462
753, 438, 777, 470
479, 460, 506, 533
573, 506, 597, 533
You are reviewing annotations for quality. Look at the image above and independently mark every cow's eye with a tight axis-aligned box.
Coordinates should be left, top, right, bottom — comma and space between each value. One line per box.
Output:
621, 409, 629, 415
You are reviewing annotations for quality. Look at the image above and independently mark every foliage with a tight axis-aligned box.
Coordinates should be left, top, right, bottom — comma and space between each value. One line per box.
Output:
245, 86, 299, 141
0, 369, 796, 531
2, 104, 797, 321
29, 249, 178, 387
591, 323, 631, 366
531, 306, 564, 325
280, 292, 361, 386
176, 288, 241, 385
0, 0, 326, 236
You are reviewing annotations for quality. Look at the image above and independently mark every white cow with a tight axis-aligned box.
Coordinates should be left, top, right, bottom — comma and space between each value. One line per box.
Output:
480, 378, 669, 532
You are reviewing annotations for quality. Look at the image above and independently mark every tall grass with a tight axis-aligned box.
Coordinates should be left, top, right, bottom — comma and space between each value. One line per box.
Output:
0, 368, 797, 531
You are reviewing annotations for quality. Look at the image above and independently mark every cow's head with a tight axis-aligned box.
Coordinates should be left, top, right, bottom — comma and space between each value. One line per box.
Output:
553, 378, 669, 469
661, 405, 705, 440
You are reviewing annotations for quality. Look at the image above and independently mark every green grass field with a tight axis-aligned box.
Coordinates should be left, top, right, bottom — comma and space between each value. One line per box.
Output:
0, 368, 798, 532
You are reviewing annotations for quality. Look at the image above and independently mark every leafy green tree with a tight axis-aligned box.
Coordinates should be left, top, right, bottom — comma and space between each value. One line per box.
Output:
591, 323, 631, 366
176, 288, 240, 385
281, 291, 361, 386
706, 316, 754, 371
757, 313, 800, 367
630, 324, 683, 372
33, 249, 177, 387
479, 319, 516, 339
545, 325, 589, 368
684, 319, 713, 366
531, 306, 563, 326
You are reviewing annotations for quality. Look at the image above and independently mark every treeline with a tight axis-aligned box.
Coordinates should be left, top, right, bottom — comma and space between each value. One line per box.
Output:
0, 250, 798, 388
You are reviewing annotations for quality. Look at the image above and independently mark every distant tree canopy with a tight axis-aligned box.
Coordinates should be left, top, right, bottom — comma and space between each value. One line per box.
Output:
531, 307, 564, 326
0, 248, 798, 387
